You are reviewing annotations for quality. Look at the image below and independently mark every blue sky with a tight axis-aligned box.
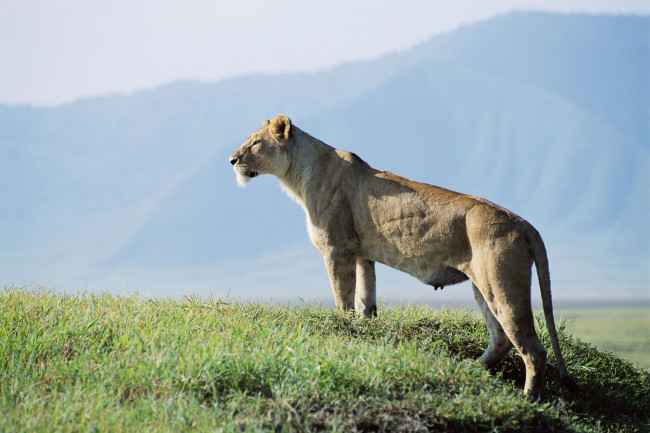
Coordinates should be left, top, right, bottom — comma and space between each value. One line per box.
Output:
1, 0, 648, 106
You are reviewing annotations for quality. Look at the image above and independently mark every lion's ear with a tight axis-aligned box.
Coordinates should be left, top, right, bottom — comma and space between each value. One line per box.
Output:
262, 119, 270, 127
269, 114, 292, 143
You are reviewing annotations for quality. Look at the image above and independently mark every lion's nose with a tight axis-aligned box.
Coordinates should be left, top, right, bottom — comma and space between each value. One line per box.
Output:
229, 157, 238, 166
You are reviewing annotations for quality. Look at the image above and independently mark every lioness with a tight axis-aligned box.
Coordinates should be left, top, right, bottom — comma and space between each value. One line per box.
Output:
229, 114, 576, 398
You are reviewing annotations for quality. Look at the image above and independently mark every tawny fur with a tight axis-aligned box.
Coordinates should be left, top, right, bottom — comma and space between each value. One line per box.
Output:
229, 114, 576, 398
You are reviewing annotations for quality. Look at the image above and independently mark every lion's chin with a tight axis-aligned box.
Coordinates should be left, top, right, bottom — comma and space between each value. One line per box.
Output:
235, 170, 259, 188
235, 172, 250, 188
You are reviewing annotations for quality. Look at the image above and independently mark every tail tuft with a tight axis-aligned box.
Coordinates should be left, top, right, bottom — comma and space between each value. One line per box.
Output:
561, 373, 579, 393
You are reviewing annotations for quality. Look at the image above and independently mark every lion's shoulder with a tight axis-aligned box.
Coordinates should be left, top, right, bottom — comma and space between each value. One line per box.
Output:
334, 149, 370, 168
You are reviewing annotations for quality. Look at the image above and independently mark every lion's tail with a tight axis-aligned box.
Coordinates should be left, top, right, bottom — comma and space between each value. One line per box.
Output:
527, 225, 578, 392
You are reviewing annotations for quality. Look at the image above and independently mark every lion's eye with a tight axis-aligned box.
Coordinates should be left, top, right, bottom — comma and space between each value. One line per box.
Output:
249, 141, 260, 150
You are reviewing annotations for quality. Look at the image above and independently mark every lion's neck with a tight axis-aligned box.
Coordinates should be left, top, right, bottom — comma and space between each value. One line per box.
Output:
277, 128, 331, 208
279, 181, 306, 210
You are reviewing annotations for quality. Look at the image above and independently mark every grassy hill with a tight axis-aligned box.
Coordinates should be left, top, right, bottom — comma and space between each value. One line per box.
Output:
1, 289, 648, 432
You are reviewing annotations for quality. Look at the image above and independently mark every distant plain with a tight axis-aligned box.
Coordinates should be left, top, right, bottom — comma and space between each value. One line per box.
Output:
557, 305, 650, 369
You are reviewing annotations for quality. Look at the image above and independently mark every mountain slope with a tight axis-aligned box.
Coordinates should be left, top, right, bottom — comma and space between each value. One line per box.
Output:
1, 12, 648, 299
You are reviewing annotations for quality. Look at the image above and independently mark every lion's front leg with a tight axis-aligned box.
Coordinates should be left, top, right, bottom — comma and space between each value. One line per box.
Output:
355, 259, 377, 317
323, 252, 356, 311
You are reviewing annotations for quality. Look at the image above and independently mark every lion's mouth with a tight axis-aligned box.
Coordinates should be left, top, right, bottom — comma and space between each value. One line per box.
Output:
245, 170, 259, 178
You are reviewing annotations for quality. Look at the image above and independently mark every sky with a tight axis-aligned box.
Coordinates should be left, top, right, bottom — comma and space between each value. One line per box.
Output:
1, 0, 649, 106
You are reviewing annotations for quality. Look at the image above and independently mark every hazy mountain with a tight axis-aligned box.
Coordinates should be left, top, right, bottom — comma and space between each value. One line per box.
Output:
1, 12, 648, 302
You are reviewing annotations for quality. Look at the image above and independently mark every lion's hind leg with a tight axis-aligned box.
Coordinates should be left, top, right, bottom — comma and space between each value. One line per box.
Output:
501, 305, 547, 399
472, 283, 513, 367
482, 282, 547, 399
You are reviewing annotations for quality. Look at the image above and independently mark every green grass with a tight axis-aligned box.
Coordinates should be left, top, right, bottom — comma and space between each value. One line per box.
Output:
559, 307, 650, 370
1, 288, 649, 432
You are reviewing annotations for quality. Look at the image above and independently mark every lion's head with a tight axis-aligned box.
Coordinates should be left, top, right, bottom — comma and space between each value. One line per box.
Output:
229, 114, 293, 187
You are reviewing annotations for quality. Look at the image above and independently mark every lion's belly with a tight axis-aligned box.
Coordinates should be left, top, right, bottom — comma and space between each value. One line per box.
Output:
354, 196, 471, 288
357, 224, 471, 288
363, 246, 469, 288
